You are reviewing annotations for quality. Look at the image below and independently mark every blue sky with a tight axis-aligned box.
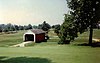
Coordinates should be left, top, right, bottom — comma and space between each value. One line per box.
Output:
0, 0, 69, 25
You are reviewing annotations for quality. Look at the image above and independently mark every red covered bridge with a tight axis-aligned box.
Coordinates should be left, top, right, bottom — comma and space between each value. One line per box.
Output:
23, 29, 45, 42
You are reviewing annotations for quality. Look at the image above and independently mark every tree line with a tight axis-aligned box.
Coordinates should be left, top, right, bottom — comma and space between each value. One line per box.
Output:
0, 21, 51, 33
0, 23, 33, 33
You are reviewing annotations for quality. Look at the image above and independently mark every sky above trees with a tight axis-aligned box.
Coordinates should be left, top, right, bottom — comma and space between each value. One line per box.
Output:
0, 0, 69, 25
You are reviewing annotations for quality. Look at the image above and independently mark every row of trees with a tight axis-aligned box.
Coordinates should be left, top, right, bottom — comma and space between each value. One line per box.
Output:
57, 0, 100, 45
0, 23, 33, 33
0, 21, 51, 33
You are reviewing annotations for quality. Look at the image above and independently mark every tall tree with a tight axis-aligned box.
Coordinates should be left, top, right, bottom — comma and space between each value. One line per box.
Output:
38, 21, 51, 31
27, 24, 32, 29
67, 0, 100, 45
58, 14, 78, 44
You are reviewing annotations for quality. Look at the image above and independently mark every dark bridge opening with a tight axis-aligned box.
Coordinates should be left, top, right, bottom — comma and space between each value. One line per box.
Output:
25, 34, 34, 41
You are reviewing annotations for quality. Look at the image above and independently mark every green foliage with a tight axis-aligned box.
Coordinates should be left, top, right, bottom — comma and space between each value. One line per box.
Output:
14, 25, 19, 31
0, 23, 34, 32
65, 0, 100, 45
24, 24, 32, 30
18, 25, 24, 30
38, 21, 51, 31
28, 24, 32, 29
58, 14, 78, 44
52, 24, 60, 35
67, 0, 99, 29
24, 25, 29, 30
1, 23, 16, 32
41, 21, 51, 31
33, 25, 38, 29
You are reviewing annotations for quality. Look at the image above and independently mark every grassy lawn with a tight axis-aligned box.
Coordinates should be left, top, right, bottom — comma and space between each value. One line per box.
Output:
73, 29, 100, 45
0, 31, 25, 47
0, 46, 100, 63
0, 29, 100, 63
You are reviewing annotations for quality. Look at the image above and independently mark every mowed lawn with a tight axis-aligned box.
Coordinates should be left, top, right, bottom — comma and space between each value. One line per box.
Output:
0, 31, 25, 47
0, 29, 100, 63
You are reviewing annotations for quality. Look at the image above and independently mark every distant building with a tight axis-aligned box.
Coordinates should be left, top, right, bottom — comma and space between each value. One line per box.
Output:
23, 29, 45, 42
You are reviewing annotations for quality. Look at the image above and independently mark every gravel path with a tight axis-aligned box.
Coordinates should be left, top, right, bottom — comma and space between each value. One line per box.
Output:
10, 41, 33, 47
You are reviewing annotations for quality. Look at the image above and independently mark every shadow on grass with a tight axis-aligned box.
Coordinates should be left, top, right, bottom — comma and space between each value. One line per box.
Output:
0, 56, 52, 63
74, 42, 100, 47
74, 43, 90, 46
91, 42, 100, 47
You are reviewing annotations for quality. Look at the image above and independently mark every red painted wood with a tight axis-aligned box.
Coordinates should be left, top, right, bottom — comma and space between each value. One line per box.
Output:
36, 33, 45, 42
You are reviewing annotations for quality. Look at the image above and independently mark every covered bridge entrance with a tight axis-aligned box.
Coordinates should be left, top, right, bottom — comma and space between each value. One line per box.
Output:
23, 29, 45, 42
25, 34, 34, 41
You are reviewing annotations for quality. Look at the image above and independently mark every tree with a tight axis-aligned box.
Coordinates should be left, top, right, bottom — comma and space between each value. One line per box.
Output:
52, 24, 60, 35
10, 25, 16, 31
19, 25, 24, 30
24, 25, 29, 30
42, 21, 51, 31
67, 0, 100, 45
0, 25, 2, 32
38, 24, 42, 29
1, 24, 6, 32
58, 14, 78, 44
27, 24, 32, 29
14, 25, 19, 31
3, 25, 9, 32
33, 25, 38, 29
38, 21, 51, 31
6, 23, 16, 31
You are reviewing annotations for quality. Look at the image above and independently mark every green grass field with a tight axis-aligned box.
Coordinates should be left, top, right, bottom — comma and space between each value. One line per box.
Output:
0, 29, 100, 63
0, 31, 25, 47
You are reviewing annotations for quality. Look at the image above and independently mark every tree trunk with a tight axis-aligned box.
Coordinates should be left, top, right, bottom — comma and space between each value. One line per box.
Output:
89, 22, 93, 45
